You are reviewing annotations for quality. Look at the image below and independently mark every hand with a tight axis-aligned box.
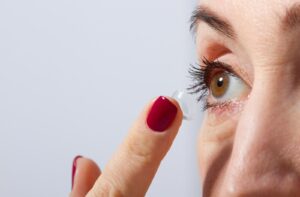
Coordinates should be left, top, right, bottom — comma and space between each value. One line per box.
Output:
69, 96, 183, 197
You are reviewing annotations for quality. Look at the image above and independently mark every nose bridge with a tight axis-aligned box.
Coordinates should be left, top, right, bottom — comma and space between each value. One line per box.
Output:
221, 69, 300, 195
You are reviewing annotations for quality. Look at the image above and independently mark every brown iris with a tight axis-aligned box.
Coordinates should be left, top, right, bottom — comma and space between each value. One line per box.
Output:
210, 72, 229, 98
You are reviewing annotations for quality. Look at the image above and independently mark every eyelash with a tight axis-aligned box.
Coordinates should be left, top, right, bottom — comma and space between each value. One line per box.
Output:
187, 58, 237, 110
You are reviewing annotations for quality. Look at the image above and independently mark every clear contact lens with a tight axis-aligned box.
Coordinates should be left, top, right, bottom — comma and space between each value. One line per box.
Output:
172, 90, 196, 120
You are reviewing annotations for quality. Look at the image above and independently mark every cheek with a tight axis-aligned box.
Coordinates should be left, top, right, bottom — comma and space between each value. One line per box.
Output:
197, 111, 239, 181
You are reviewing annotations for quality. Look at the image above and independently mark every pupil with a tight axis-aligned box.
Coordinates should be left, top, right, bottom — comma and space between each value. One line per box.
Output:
217, 77, 224, 87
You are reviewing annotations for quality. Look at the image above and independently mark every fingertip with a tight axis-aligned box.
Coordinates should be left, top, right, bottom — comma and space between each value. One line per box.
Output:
164, 96, 184, 120
71, 156, 101, 197
146, 96, 183, 132
72, 155, 83, 189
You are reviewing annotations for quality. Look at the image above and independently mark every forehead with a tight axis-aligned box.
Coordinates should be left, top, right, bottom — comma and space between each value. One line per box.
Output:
199, 0, 300, 23
199, 0, 291, 23
200, 0, 299, 9
196, 0, 300, 58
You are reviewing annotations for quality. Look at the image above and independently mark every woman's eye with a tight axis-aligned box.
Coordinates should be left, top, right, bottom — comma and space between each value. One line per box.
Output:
187, 59, 250, 110
208, 70, 248, 103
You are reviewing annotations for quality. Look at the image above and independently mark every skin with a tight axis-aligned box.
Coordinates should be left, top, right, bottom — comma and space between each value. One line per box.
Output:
70, 1, 300, 196
197, 0, 300, 196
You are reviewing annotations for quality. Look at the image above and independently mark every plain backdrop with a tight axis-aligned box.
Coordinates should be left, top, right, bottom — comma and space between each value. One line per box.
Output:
0, 0, 203, 196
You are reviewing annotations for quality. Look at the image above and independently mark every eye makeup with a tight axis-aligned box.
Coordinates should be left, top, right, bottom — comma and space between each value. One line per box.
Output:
187, 57, 250, 112
205, 99, 246, 126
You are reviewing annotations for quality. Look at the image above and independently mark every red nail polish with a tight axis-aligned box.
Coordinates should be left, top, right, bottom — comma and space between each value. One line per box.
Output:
71, 155, 82, 189
147, 96, 178, 132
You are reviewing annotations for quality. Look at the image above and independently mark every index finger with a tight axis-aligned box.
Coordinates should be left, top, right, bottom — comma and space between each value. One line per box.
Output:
87, 96, 183, 197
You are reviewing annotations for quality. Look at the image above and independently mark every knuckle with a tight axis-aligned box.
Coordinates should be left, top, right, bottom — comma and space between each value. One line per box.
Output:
125, 138, 155, 164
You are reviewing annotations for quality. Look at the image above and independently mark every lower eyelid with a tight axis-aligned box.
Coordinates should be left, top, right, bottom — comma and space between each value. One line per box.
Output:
205, 99, 246, 125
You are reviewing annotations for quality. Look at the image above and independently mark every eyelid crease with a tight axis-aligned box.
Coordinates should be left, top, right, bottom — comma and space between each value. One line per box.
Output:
202, 57, 237, 78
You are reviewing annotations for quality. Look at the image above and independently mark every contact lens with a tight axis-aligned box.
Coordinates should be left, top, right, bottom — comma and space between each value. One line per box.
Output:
172, 90, 196, 120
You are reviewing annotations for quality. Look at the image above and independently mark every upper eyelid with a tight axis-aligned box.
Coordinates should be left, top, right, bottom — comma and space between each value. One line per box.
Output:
195, 27, 249, 83
196, 32, 252, 87
202, 58, 237, 76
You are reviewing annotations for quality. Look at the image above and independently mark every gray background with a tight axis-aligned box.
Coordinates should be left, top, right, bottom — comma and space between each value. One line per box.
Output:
0, 0, 203, 196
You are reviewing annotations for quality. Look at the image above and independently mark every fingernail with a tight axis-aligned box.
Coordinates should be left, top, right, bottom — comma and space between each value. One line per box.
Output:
71, 155, 82, 189
147, 96, 178, 132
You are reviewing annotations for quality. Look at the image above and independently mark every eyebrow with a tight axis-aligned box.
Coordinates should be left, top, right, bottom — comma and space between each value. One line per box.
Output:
282, 3, 300, 31
190, 5, 236, 39
191, 3, 300, 39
